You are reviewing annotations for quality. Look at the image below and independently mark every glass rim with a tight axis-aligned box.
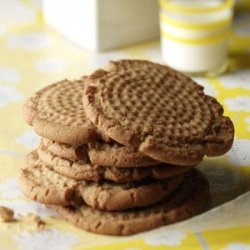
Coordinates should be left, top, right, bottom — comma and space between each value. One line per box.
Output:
159, 0, 234, 14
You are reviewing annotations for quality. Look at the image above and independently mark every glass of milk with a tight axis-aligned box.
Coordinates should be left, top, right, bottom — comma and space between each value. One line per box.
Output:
159, 0, 234, 76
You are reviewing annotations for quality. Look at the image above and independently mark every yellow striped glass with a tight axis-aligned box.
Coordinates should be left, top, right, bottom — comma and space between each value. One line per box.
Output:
159, 0, 235, 76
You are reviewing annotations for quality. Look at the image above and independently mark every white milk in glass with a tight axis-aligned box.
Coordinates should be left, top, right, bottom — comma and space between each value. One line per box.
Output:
160, 0, 234, 76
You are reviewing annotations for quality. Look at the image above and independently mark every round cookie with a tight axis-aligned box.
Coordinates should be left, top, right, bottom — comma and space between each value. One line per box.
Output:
23, 78, 98, 145
42, 138, 159, 167
19, 152, 78, 206
55, 169, 210, 235
79, 175, 183, 211
37, 145, 193, 183
83, 59, 234, 166
19, 151, 184, 211
88, 142, 159, 168
41, 138, 88, 161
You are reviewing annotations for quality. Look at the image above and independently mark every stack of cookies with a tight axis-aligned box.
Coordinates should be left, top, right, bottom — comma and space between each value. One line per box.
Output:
19, 60, 234, 235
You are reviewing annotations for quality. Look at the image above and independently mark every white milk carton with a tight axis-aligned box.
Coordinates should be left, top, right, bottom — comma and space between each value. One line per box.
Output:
43, 0, 160, 51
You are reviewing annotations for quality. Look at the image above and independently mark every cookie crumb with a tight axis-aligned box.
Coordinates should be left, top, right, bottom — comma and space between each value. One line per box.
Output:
26, 213, 46, 230
0, 206, 14, 222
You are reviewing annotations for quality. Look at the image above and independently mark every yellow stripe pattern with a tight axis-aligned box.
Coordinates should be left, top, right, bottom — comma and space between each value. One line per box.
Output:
160, 13, 232, 30
159, 0, 235, 14
161, 30, 231, 44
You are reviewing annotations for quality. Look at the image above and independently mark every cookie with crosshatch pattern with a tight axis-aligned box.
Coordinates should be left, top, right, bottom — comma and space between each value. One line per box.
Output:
83, 60, 234, 166
23, 78, 98, 145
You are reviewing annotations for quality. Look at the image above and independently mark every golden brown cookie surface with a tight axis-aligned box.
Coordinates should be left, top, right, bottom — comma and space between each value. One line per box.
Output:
38, 144, 192, 182
55, 169, 210, 235
41, 138, 88, 161
19, 151, 183, 211
23, 78, 97, 144
83, 60, 234, 166
88, 141, 159, 168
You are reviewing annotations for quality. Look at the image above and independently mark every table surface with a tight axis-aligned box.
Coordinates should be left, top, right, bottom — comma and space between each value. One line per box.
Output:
0, 1, 250, 250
